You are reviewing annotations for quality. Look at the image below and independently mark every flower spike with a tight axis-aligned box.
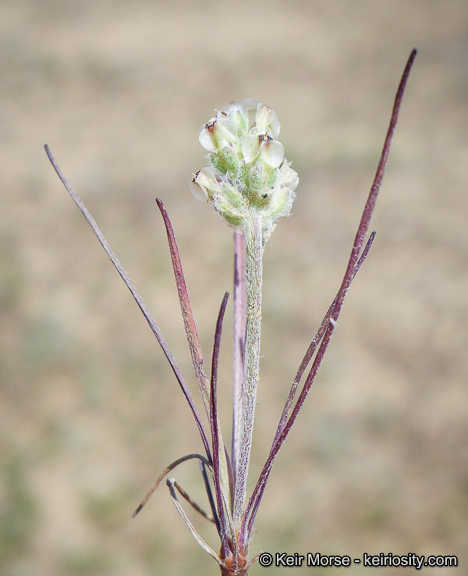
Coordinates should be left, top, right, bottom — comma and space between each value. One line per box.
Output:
191, 98, 299, 243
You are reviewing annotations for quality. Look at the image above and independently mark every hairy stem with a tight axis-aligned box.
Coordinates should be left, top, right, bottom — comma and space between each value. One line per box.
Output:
233, 214, 264, 526
232, 231, 247, 488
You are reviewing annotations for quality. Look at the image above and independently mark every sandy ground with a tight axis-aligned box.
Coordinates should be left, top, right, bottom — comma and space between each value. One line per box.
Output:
1, 1, 467, 575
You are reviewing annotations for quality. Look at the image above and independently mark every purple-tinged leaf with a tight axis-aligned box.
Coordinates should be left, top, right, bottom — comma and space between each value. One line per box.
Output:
247, 229, 376, 532
243, 49, 417, 539
200, 459, 221, 533
132, 453, 211, 517
44, 146, 212, 462
210, 292, 230, 556
273, 231, 376, 445
171, 479, 215, 522
156, 198, 211, 411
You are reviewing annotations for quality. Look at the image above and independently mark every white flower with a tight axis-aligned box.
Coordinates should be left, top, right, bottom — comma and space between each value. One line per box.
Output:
189, 167, 221, 201
279, 161, 299, 191
199, 118, 237, 153
242, 133, 285, 167
250, 103, 281, 138
217, 103, 248, 137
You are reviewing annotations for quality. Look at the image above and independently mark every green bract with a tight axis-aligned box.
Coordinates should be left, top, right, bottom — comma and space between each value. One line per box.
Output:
190, 99, 299, 243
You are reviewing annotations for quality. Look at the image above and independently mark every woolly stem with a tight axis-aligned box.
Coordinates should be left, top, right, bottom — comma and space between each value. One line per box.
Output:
233, 213, 264, 526
232, 231, 247, 488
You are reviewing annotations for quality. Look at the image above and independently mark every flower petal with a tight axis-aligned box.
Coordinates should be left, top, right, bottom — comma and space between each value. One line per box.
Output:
241, 98, 261, 126
279, 161, 299, 191
197, 167, 221, 192
259, 139, 284, 168
242, 134, 261, 163
189, 179, 208, 201
190, 167, 221, 201
199, 123, 217, 152
249, 104, 280, 138
217, 103, 246, 136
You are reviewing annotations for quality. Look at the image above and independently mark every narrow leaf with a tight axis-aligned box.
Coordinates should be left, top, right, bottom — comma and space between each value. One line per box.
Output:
132, 453, 211, 517
156, 198, 211, 412
44, 145, 211, 460
166, 478, 225, 568
172, 480, 215, 523
273, 231, 376, 444
243, 49, 417, 538
200, 460, 221, 533
210, 292, 231, 555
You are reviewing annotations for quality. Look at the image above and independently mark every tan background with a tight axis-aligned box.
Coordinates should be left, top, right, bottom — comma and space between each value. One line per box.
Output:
1, 1, 467, 575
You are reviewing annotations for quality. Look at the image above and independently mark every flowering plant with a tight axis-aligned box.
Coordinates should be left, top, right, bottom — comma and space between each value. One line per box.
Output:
46, 49, 416, 575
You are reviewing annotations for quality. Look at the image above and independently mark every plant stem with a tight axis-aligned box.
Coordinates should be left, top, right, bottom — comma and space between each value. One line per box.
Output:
232, 231, 247, 488
233, 213, 264, 526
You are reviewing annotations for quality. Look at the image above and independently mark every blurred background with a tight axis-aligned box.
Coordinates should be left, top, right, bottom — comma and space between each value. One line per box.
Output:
1, 1, 467, 574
